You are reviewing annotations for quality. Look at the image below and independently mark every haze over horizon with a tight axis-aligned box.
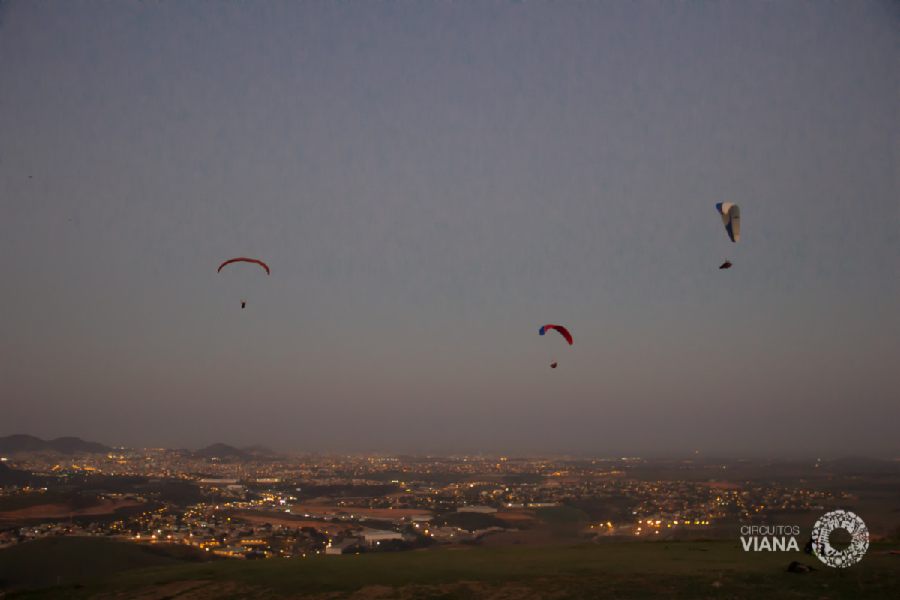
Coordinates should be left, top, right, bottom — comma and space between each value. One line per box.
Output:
2, 2, 897, 458
3, 432, 898, 463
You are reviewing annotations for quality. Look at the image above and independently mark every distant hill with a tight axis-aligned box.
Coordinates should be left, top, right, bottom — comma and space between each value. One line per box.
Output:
823, 456, 900, 475
46, 436, 111, 454
193, 443, 250, 460
241, 445, 281, 458
0, 434, 46, 454
0, 434, 110, 455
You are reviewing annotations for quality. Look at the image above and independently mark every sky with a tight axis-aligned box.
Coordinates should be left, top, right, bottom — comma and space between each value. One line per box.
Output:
1, 1, 897, 458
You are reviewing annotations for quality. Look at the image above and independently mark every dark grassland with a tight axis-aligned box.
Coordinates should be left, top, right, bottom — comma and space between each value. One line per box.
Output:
0, 537, 182, 592
4, 538, 899, 599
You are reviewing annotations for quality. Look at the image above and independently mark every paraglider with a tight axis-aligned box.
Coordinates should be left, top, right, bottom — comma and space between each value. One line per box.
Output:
218, 258, 269, 309
539, 324, 573, 345
217, 258, 270, 274
715, 203, 740, 269
540, 325, 572, 368
716, 203, 740, 243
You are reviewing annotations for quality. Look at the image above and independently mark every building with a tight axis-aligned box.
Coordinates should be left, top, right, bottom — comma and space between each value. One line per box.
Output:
408, 514, 433, 522
362, 530, 404, 543
213, 546, 248, 558
325, 538, 359, 555
458, 506, 497, 514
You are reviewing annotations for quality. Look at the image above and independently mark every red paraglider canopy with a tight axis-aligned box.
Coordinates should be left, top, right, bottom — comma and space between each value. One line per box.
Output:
550, 362, 558, 369
218, 258, 270, 274
539, 324, 573, 345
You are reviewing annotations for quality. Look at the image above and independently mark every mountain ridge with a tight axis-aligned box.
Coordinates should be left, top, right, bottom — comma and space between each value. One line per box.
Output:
0, 434, 110, 455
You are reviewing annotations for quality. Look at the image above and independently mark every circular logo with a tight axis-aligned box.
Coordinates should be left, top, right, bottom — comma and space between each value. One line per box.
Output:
811, 510, 868, 568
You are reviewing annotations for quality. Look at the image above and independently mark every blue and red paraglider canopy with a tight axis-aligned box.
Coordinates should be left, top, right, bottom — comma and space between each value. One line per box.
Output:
539, 324, 573, 345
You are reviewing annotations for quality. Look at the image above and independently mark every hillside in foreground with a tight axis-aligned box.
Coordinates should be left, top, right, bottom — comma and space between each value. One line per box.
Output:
0, 537, 195, 593
6, 539, 900, 599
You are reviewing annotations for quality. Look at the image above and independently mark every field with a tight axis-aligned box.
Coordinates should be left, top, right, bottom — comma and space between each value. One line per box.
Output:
5, 538, 900, 599
0, 499, 142, 521
0, 537, 186, 593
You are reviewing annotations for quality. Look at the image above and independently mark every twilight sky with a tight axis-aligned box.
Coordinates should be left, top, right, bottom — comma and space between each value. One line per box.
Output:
1, 1, 897, 457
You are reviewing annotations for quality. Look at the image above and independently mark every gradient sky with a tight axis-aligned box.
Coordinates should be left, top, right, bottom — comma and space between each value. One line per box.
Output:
1, 1, 897, 457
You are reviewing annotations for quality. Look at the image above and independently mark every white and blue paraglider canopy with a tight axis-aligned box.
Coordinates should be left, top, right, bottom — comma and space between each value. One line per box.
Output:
716, 203, 741, 243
